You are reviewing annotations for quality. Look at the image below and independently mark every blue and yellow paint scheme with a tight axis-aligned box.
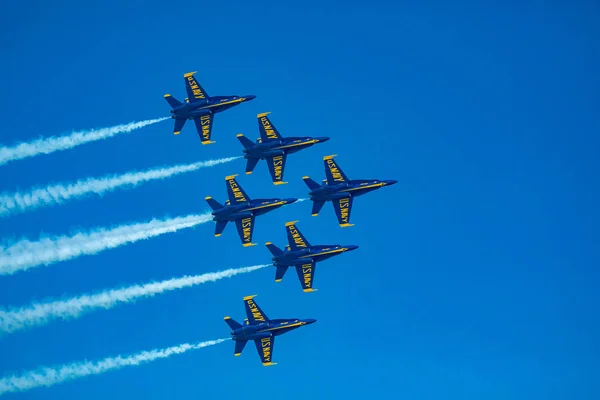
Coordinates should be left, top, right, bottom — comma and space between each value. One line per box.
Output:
265, 221, 358, 292
237, 112, 330, 185
224, 295, 316, 366
164, 71, 255, 144
302, 155, 397, 227
205, 175, 298, 247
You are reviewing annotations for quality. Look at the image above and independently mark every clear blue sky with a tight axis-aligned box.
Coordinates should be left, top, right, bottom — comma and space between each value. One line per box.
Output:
1, 0, 599, 399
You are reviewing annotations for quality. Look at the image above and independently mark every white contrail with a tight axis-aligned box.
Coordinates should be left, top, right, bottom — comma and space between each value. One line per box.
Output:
0, 338, 228, 395
0, 264, 268, 334
0, 118, 169, 166
0, 156, 240, 217
0, 213, 212, 276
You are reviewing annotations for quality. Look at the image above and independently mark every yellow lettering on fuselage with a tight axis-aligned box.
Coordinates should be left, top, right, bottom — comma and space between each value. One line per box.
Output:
187, 76, 205, 99
302, 264, 313, 288
242, 217, 252, 242
200, 115, 211, 140
287, 226, 306, 247
227, 179, 247, 202
261, 337, 271, 362
260, 116, 279, 140
326, 159, 344, 182
247, 299, 265, 322
273, 155, 283, 181
339, 198, 350, 223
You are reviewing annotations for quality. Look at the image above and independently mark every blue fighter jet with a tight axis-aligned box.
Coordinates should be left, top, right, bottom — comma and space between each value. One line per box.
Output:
224, 295, 316, 366
265, 221, 358, 292
164, 71, 256, 144
236, 112, 330, 185
205, 175, 298, 247
302, 155, 397, 227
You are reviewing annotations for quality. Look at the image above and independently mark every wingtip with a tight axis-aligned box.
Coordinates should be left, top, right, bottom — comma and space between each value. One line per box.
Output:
245, 171, 252, 175
257, 112, 271, 118
225, 174, 239, 180
236, 133, 244, 137
243, 294, 257, 300
173, 131, 181, 135
164, 94, 171, 98
265, 241, 272, 245
242, 243, 257, 247
201, 140, 216, 145
262, 362, 278, 367
340, 223, 355, 228
303, 288, 318, 293
311, 213, 319, 216
273, 181, 288, 185
302, 176, 310, 179
224, 316, 231, 320
323, 154, 338, 160
285, 220, 299, 227
275, 279, 282, 283
183, 71, 198, 77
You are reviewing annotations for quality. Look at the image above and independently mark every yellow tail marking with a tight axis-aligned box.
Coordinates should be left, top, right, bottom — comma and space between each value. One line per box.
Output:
285, 220, 299, 226
257, 112, 271, 118
243, 294, 257, 300
323, 154, 338, 160
164, 94, 171, 98
183, 71, 197, 77
225, 174, 239, 180
236, 133, 244, 137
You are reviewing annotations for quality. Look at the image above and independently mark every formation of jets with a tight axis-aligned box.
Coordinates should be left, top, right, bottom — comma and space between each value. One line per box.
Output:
164, 72, 396, 366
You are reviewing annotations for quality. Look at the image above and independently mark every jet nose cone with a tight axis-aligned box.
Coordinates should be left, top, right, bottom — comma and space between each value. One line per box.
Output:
244, 95, 256, 101
316, 137, 330, 143
384, 179, 398, 186
304, 319, 317, 325
284, 198, 298, 204
345, 245, 359, 251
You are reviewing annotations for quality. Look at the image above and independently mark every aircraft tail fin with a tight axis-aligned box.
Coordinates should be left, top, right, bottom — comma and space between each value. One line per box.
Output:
233, 339, 248, 356
164, 94, 182, 108
302, 176, 322, 190
205, 196, 223, 211
236, 134, 255, 150
245, 157, 260, 175
224, 316, 242, 331
265, 242, 284, 256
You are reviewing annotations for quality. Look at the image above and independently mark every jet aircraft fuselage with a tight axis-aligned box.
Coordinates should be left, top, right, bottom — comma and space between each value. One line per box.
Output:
242, 136, 330, 160
229, 318, 316, 342
307, 179, 398, 202
170, 95, 256, 120
211, 197, 298, 222
271, 244, 359, 266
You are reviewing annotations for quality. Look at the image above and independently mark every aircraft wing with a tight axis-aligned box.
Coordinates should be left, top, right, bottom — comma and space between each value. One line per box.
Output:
235, 215, 256, 247
295, 261, 317, 292
285, 221, 311, 250
324, 155, 349, 185
254, 336, 276, 366
193, 114, 215, 144
266, 154, 287, 185
333, 196, 354, 227
225, 175, 251, 204
257, 112, 283, 143
184, 71, 209, 102
243, 295, 269, 323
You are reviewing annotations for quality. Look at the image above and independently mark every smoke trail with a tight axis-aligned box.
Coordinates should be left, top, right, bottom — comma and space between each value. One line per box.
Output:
0, 118, 169, 166
0, 156, 240, 217
0, 338, 228, 395
0, 213, 211, 276
0, 264, 268, 334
